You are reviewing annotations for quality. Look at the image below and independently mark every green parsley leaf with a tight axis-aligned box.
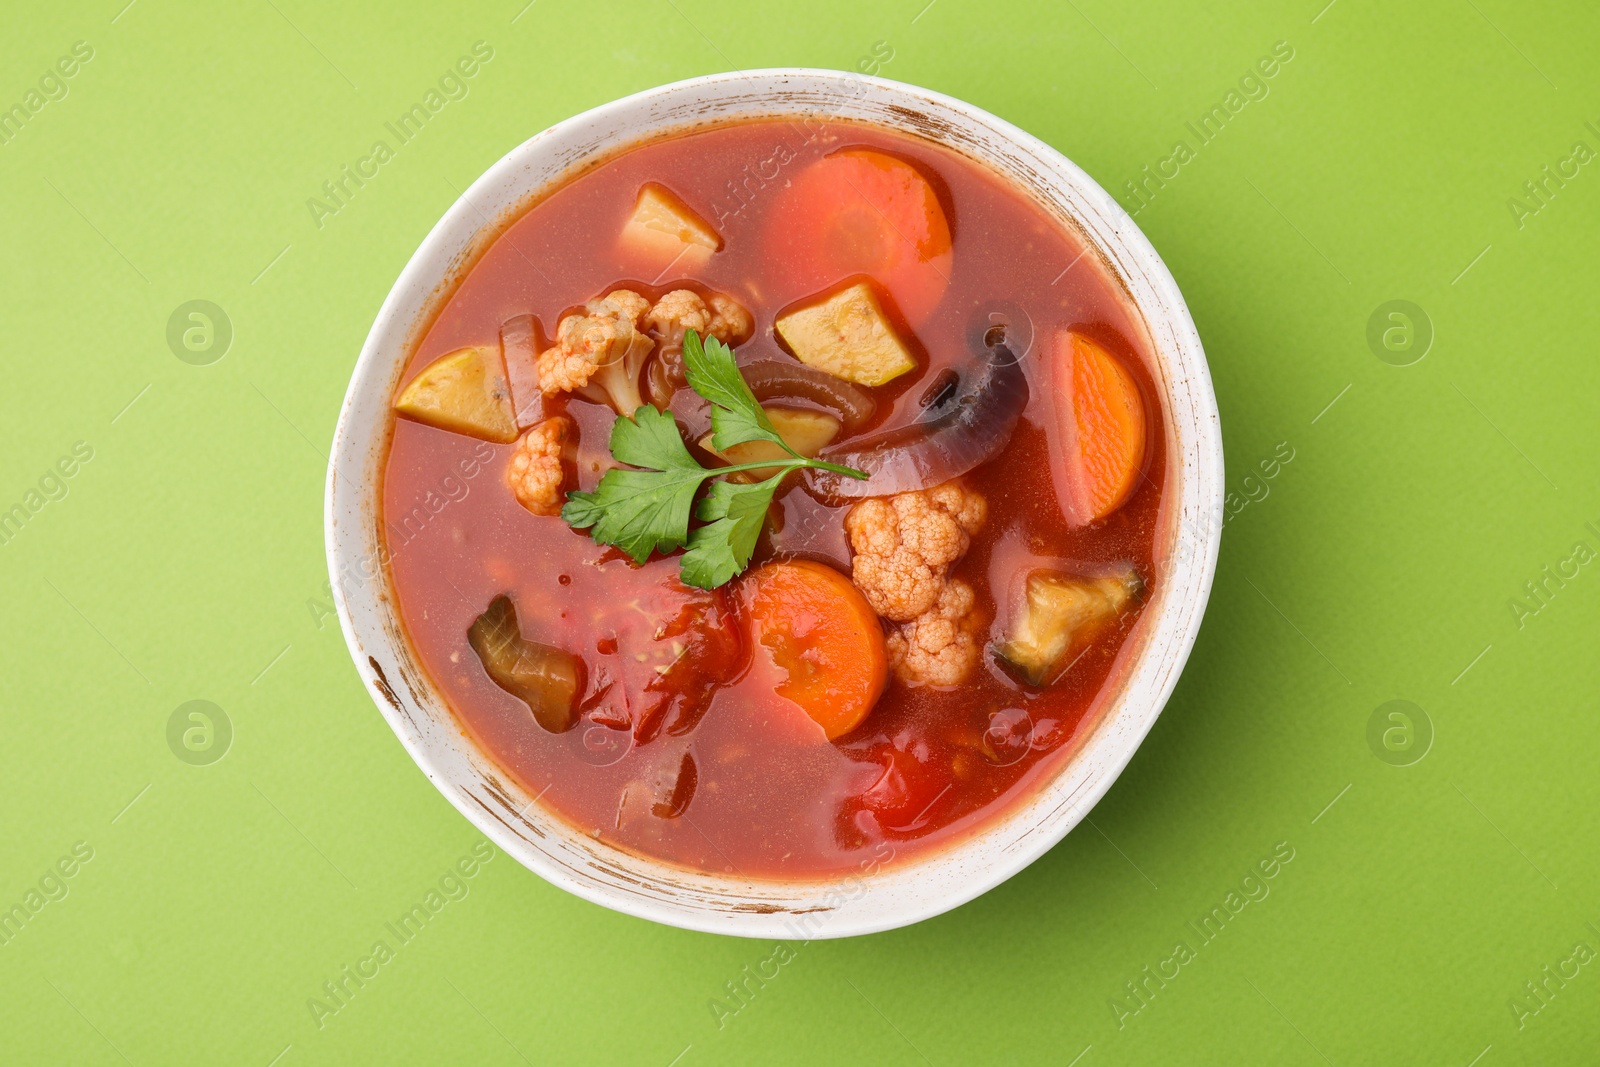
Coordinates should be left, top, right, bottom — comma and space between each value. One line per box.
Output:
561, 405, 715, 563
682, 329, 800, 458
607, 402, 704, 472
563, 336, 868, 587
678, 475, 785, 589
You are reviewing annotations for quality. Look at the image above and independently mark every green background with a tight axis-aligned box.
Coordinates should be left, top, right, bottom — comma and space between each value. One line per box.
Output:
2, 0, 1596, 1062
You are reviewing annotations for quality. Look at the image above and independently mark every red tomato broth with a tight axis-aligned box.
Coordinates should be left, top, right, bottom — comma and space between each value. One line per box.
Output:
382, 117, 1167, 878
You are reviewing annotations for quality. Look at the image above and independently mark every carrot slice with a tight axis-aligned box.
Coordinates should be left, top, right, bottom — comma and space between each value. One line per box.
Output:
764, 149, 952, 326
742, 560, 888, 740
1050, 332, 1148, 526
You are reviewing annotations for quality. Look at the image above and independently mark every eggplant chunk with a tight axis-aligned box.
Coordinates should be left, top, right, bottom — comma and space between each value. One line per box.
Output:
996, 566, 1142, 686
468, 596, 581, 732
395, 346, 518, 443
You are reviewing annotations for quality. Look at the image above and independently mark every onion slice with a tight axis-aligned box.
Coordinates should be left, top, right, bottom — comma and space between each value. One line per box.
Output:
740, 361, 877, 430
806, 340, 1029, 499
500, 315, 544, 428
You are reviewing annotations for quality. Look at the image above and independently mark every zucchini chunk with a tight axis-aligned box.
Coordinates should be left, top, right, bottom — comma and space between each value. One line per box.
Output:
996, 565, 1143, 686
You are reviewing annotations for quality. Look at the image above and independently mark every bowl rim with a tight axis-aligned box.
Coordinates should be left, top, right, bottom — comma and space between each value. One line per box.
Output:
326, 66, 1224, 939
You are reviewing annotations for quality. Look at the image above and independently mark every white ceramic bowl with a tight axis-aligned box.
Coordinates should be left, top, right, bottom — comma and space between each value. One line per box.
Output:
326, 69, 1223, 939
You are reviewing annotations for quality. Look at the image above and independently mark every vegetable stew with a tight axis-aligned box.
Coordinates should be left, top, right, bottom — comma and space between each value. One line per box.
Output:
382, 117, 1166, 878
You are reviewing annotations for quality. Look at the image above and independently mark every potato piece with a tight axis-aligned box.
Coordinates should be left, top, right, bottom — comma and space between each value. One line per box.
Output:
698, 406, 841, 483
996, 566, 1142, 686
774, 282, 917, 386
766, 407, 841, 455
619, 183, 720, 272
394, 346, 517, 443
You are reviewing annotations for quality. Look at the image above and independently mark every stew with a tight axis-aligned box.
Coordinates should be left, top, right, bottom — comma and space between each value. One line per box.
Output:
381, 116, 1166, 878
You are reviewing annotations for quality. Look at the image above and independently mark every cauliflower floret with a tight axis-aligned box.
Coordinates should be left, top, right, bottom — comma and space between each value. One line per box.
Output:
845, 482, 988, 621
589, 288, 651, 324
887, 579, 985, 687
537, 290, 653, 413
506, 417, 571, 516
641, 289, 754, 404
645, 289, 710, 342
538, 288, 752, 414
645, 289, 753, 347
705, 292, 753, 344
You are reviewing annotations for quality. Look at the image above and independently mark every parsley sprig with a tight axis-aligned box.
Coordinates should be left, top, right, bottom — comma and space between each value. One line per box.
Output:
562, 330, 867, 589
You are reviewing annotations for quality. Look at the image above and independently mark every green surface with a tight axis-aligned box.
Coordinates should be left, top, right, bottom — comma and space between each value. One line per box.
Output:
2, 0, 1596, 1062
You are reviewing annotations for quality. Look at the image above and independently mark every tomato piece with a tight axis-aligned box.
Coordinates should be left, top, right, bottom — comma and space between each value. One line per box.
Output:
764, 149, 953, 326
580, 575, 746, 743
742, 560, 888, 740
637, 585, 744, 742
856, 741, 945, 833
1048, 331, 1148, 526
